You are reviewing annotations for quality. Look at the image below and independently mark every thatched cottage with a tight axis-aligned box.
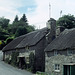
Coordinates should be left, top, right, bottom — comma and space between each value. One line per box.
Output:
45, 28, 75, 75
2, 18, 56, 72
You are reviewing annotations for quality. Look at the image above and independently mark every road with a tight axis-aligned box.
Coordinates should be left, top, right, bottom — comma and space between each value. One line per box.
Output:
0, 51, 33, 75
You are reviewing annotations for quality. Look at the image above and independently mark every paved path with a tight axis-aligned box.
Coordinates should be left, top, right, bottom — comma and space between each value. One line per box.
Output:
0, 51, 33, 75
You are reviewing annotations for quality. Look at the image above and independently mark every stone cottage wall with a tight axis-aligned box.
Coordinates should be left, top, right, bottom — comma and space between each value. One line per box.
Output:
3, 35, 47, 72
45, 50, 75, 75
4, 50, 16, 60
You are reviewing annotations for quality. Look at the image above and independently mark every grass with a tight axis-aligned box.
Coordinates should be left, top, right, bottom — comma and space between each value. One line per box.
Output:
36, 71, 49, 75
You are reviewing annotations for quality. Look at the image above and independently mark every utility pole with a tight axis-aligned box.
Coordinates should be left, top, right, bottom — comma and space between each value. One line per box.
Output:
49, 3, 51, 19
60, 10, 62, 17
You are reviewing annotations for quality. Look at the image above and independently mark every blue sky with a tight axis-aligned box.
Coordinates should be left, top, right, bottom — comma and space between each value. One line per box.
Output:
0, 0, 75, 29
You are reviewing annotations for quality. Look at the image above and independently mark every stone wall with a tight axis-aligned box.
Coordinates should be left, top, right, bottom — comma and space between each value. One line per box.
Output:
4, 50, 15, 60
45, 50, 75, 75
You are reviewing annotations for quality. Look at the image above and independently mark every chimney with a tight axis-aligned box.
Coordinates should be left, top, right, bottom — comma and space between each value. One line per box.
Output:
46, 18, 56, 30
46, 18, 56, 43
56, 26, 65, 37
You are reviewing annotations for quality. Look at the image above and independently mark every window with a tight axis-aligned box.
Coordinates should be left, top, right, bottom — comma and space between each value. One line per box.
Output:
54, 50, 58, 56
67, 50, 73, 55
26, 46, 29, 50
26, 56, 29, 64
54, 64, 60, 71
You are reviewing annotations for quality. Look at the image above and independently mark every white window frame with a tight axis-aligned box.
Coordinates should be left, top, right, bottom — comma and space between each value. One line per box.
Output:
67, 50, 73, 55
26, 56, 29, 64
54, 64, 60, 72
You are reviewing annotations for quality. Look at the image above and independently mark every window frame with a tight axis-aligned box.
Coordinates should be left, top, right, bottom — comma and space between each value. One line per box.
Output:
54, 50, 58, 56
54, 64, 60, 72
67, 49, 73, 55
25, 56, 29, 64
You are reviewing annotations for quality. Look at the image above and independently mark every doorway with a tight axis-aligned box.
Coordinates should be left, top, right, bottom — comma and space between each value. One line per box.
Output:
63, 65, 75, 75
19, 57, 26, 69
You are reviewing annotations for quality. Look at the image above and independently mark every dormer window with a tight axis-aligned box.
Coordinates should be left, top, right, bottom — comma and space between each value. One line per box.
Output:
67, 49, 73, 55
54, 50, 58, 56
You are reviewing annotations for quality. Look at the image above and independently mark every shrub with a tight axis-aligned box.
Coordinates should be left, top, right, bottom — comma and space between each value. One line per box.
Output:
11, 52, 19, 67
29, 52, 35, 73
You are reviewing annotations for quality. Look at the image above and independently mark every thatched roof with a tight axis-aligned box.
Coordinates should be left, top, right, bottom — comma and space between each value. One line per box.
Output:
16, 27, 48, 48
45, 28, 75, 52
2, 35, 26, 51
3, 27, 48, 51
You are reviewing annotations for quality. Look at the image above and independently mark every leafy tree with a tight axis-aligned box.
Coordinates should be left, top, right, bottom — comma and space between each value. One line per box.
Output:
15, 26, 28, 37
0, 14, 35, 50
11, 14, 35, 37
0, 29, 9, 40
8, 22, 26, 35
0, 40, 2, 45
10, 14, 28, 35
0, 40, 6, 50
6, 37, 14, 45
0, 17, 10, 29
56, 14, 75, 29
27, 25, 35, 32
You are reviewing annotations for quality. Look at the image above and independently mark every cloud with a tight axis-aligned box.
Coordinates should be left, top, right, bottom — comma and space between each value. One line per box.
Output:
0, 0, 22, 22
27, 0, 66, 28
0, 0, 37, 23
27, 0, 75, 28
27, 0, 50, 28
0, 0, 75, 29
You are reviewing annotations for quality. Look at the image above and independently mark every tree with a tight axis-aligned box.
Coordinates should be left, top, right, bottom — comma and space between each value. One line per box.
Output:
0, 27, 9, 40
0, 40, 6, 50
6, 37, 14, 45
13, 15, 19, 23
8, 14, 35, 36
20, 14, 28, 25
26, 25, 35, 32
0, 17, 10, 29
56, 14, 75, 29
15, 26, 28, 37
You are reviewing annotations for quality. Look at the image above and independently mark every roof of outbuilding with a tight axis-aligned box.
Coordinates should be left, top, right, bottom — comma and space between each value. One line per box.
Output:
2, 27, 48, 51
45, 28, 75, 51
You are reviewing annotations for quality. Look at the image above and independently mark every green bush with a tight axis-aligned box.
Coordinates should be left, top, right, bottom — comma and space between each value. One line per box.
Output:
29, 52, 35, 73
5, 58, 9, 63
11, 52, 19, 67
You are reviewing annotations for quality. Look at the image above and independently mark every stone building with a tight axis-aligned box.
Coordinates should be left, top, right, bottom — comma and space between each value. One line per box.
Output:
2, 18, 56, 72
45, 28, 75, 75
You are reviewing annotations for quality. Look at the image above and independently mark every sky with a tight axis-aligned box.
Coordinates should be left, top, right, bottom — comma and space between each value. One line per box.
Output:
0, 0, 75, 29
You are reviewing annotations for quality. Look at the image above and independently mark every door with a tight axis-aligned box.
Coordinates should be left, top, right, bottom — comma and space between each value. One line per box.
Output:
63, 65, 75, 75
63, 65, 70, 75
19, 57, 26, 69
71, 65, 75, 75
